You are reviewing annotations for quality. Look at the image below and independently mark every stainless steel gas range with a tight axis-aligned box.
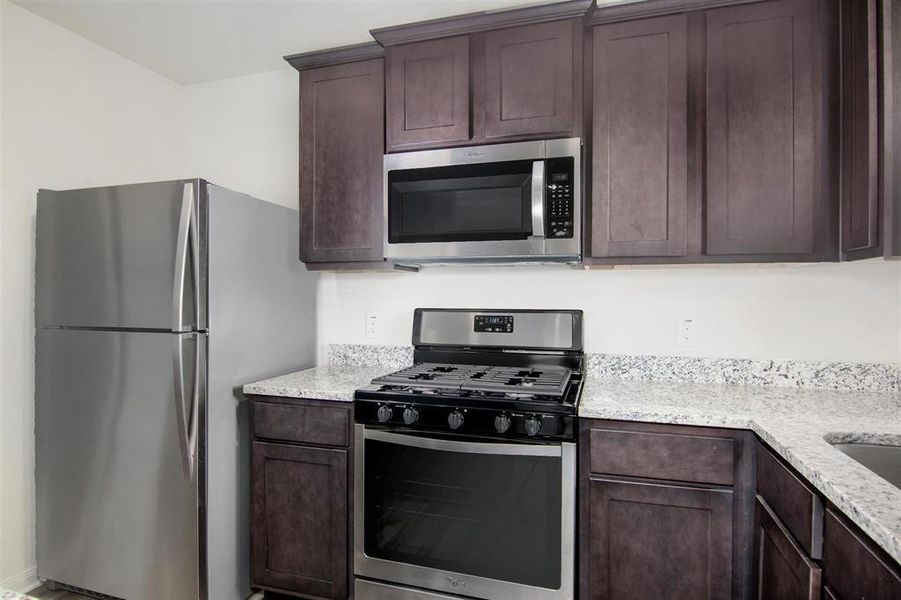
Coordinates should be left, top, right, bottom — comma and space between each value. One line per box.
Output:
353, 308, 583, 600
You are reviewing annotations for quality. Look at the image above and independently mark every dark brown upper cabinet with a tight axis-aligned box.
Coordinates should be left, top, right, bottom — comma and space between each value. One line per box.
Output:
841, 0, 881, 259
705, 0, 837, 260
286, 44, 386, 268
887, 0, 901, 257
587, 0, 842, 265
482, 19, 582, 141
373, 0, 591, 151
386, 36, 471, 152
588, 14, 693, 259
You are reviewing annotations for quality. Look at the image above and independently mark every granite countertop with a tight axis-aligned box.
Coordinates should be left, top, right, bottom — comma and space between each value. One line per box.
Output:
244, 364, 901, 565
243, 365, 388, 401
579, 378, 901, 565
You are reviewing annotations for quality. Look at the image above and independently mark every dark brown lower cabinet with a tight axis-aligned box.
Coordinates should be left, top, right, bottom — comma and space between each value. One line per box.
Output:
251, 441, 348, 599
822, 507, 901, 600
755, 496, 822, 600
587, 477, 734, 599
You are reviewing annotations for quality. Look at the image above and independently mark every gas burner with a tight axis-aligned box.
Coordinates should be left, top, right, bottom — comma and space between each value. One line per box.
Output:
516, 369, 543, 378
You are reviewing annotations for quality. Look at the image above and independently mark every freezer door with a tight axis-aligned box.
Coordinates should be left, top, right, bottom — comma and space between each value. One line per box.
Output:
35, 179, 207, 331
36, 328, 204, 600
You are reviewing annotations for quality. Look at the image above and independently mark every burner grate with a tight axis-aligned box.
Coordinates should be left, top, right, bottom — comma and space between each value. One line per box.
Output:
371, 363, 572, 399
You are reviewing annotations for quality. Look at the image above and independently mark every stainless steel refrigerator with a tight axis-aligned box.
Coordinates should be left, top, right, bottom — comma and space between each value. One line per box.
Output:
34, 179, 317, 600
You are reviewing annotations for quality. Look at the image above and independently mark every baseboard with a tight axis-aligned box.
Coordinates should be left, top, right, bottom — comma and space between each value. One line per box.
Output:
0, 566, 39, 593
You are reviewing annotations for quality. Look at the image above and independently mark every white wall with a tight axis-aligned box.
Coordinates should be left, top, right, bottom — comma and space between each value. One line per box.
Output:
0, 2, 187, 589
181, 69, 299, 209
317, 260, 901, 365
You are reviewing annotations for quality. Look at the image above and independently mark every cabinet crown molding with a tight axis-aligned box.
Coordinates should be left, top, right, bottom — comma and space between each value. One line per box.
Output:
588, 0, 765, 25
284, 41, 384, 71
370, 0, 594, 46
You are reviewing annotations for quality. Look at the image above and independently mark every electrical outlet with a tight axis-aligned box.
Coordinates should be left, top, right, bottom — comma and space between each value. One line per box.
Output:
676, 317, 698, 347
365, 314, 380, 339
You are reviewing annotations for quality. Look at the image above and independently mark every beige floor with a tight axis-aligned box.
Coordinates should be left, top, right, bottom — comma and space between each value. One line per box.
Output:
28, 585, 93, 600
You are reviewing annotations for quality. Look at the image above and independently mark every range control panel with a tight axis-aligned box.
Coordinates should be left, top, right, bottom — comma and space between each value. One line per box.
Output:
546, 157, 575, 239
474, 314, 514, 333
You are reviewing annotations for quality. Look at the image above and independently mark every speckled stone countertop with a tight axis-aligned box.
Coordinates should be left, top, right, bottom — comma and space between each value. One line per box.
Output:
243, 365, 388, 401
579, 378, 901, 565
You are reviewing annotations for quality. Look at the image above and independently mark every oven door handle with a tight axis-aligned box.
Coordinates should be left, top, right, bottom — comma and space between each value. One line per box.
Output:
530, 160, 545, 239
364, 428, 561, 457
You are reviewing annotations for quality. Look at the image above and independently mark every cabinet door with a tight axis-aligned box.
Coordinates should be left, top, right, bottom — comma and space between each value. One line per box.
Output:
482, 19, 580, 140
756, 496, 822, 600
841, 0, 881, 258
300, 58, 384, 263
587, 477, 733, 600
251, 442, 348, 599
706, 0, 819, 256
589, 15, 690, 258
822, 508, 901, 600
386, 36, 470, 152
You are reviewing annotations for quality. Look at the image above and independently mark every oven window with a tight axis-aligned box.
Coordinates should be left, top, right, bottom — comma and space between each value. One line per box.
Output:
388, 160, 534, 243
363, 436, 562, 589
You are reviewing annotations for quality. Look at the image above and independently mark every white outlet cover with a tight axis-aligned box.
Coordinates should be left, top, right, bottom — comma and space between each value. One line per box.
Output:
365, 314, 380, 339
676, 316, 698, 347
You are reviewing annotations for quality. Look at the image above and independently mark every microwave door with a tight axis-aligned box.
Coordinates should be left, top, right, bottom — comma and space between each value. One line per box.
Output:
385, 160, 547, 260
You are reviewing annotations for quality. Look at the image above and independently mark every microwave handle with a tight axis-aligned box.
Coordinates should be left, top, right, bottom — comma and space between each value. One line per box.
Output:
530, 160, 545, 238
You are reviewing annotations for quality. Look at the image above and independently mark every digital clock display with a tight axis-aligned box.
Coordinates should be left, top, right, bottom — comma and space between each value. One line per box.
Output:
474, 315, 514, 333
552, 173, 569, 182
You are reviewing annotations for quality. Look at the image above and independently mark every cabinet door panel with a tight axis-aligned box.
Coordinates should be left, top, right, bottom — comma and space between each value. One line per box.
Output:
590, 15, 689, 257
841, 0, 880, 256
483, 20, 578, 139
387, 36, 470, 151
755, 496, 822, 600
823, 508, 901, 600
251, 442, 348, 599
588, 478, 733, 600
300, 58, 384, 263
706, 0, 816, 256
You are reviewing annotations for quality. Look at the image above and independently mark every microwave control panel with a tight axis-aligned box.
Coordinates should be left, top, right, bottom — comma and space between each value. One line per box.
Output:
546, 157, 575, 238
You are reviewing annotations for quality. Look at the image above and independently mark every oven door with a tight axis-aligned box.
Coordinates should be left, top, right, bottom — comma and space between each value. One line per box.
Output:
354, 425, 575, 600
383, 138, 581, 263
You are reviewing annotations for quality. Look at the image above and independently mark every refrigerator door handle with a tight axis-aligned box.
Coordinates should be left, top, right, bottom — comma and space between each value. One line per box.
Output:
172, 183, 194, 333
173, 333, 198, 479
189, 183, 201, 331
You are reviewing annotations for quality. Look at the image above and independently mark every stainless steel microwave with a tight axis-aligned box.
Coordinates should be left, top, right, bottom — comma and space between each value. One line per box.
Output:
383, 138, 581, 265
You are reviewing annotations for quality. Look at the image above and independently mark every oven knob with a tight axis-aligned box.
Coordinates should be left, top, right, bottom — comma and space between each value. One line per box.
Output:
377, 404, 394, 423
494, 413, 512, 434
524, 415, 542, 437
403, 407, 420, 425
448, 410, 464, 430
